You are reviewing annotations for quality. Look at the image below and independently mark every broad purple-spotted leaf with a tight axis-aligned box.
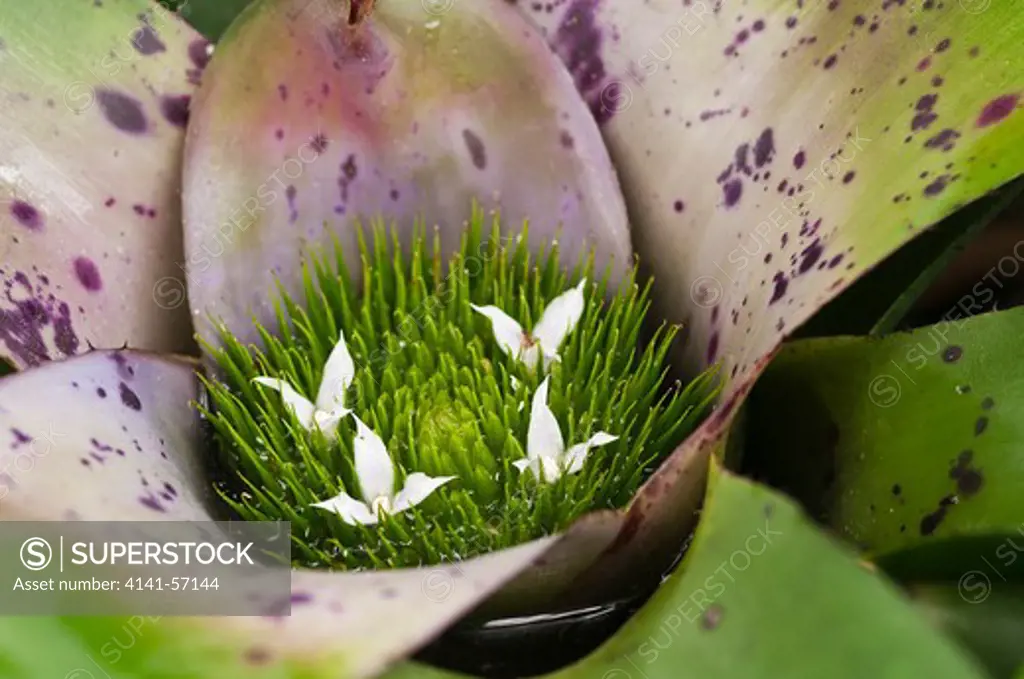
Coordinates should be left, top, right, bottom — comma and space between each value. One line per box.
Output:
182, 0, 632, 349
0, 350, 626, 675
0, 0, 208, 368
513, 0, 1024, 600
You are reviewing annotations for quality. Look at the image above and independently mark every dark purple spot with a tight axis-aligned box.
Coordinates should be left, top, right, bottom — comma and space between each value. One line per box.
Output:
722, 179, 743, 207
673, 200, 685, 213
823, 54, 838, 69
753, 19, 765, 31
559, 130, 575, 148
96, 89, 147, 134
842, 171, 856, 184
949, 450, 983, 496
974, 416, 988, 436
798, 240, 824, 274
753, 128, 775, 167
291, 592, 313, 605
892, 484, 902, 496
977, 94, 1019, 128
286, 185, 298, 224
140, 494, 166, 512
310, 133, 328, 154
925, 128, 961, 151
10, 201, 42, 230
769, 272, 789, 304
785, 16, 797, 28
793, 151, 806, 169
188, 39, 211, 69
104, 197, 115, 207
97, 387, 107, 398
943, 345, 962, 362
462, 129, 487, 170
0, 271, 79, 366
932, 76, 944, 87
917, 57, 932, 71
278, 84, 288, 101
554, 1, 612, 124
119, 382, 141, 410
923, 175, 950, 197
706, 332, 720, 363
936, 38, 951, 52
981, 397, 994, 410
72, 257, 102, 292
159, 94, 190, 128
919, 495, 956, 536
131, 24, 165, 55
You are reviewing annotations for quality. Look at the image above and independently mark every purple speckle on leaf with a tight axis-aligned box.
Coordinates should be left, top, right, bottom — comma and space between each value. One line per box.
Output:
793, 151, 806, 169
73, 257, 102, 292
462, 129, 487, 170
119, 382, 141, 410
769, 272, 789, 304
10, 201, 42, 230
159, 94, 191, 128
722, 178, 743, 207
96, 89, 148, 134
977, 94, 1019, 128
131, 24, 165, 55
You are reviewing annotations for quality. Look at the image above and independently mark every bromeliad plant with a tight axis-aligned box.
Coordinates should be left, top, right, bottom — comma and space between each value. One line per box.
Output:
1, 0, 1023, 677
202, 215, 714, 568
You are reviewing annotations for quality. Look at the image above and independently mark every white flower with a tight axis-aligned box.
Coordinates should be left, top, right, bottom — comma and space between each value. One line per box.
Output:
471, 279, 587, 369
253, 331, 355, 438
514, 376, 618, 483
312, 416, 457, 525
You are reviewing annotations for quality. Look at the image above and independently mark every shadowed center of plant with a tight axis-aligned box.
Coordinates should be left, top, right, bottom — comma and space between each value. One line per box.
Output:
200, 209, 718, 570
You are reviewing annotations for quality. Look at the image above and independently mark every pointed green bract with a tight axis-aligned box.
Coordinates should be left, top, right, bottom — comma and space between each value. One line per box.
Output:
549, 468, 986, 679
746, 305, 1024, 577
203, 211, 715, 577
0, 0, 206, 368
182, 0, 632, 353
512, 0, 1024, 593
160, 0, 253, 40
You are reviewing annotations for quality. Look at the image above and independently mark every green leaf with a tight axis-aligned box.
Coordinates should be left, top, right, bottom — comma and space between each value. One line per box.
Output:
746, 305, 1024, 577
509, 0, 1024, 598
794, 179, 1024, 338
912, 583, 1024, 679
0, 0, 205, 368
160, 0, 253, 40
548, 469, 985, 679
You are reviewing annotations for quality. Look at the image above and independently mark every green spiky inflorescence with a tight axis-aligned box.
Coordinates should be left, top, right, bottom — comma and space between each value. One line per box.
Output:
201, 208, 719, 570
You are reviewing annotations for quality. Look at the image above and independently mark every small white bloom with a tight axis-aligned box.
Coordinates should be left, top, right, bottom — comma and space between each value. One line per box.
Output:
253, 330, 356, 438
514, 376, 617, 483
471, 279, 587, 369
312, 416, 456, 525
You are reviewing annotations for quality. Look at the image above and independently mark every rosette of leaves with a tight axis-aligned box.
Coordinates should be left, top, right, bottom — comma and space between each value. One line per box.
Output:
1, 0, 1024, 677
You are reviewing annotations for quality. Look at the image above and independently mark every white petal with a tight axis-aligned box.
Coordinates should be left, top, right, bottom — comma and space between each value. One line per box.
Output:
252, 377, 316, 429
527, 376, 564, 461
391, 473, 457, 513
519, 343, 543, 369
312, 406, 352, 439
563, 431, 618, 475
316, 330, 356, 412
532, 278, 586, 354
471, 304, 526, 357
537, 457, 563, 484
512, 458, 531, 472
351, 415, 395, 504
311, 491, 377, 526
